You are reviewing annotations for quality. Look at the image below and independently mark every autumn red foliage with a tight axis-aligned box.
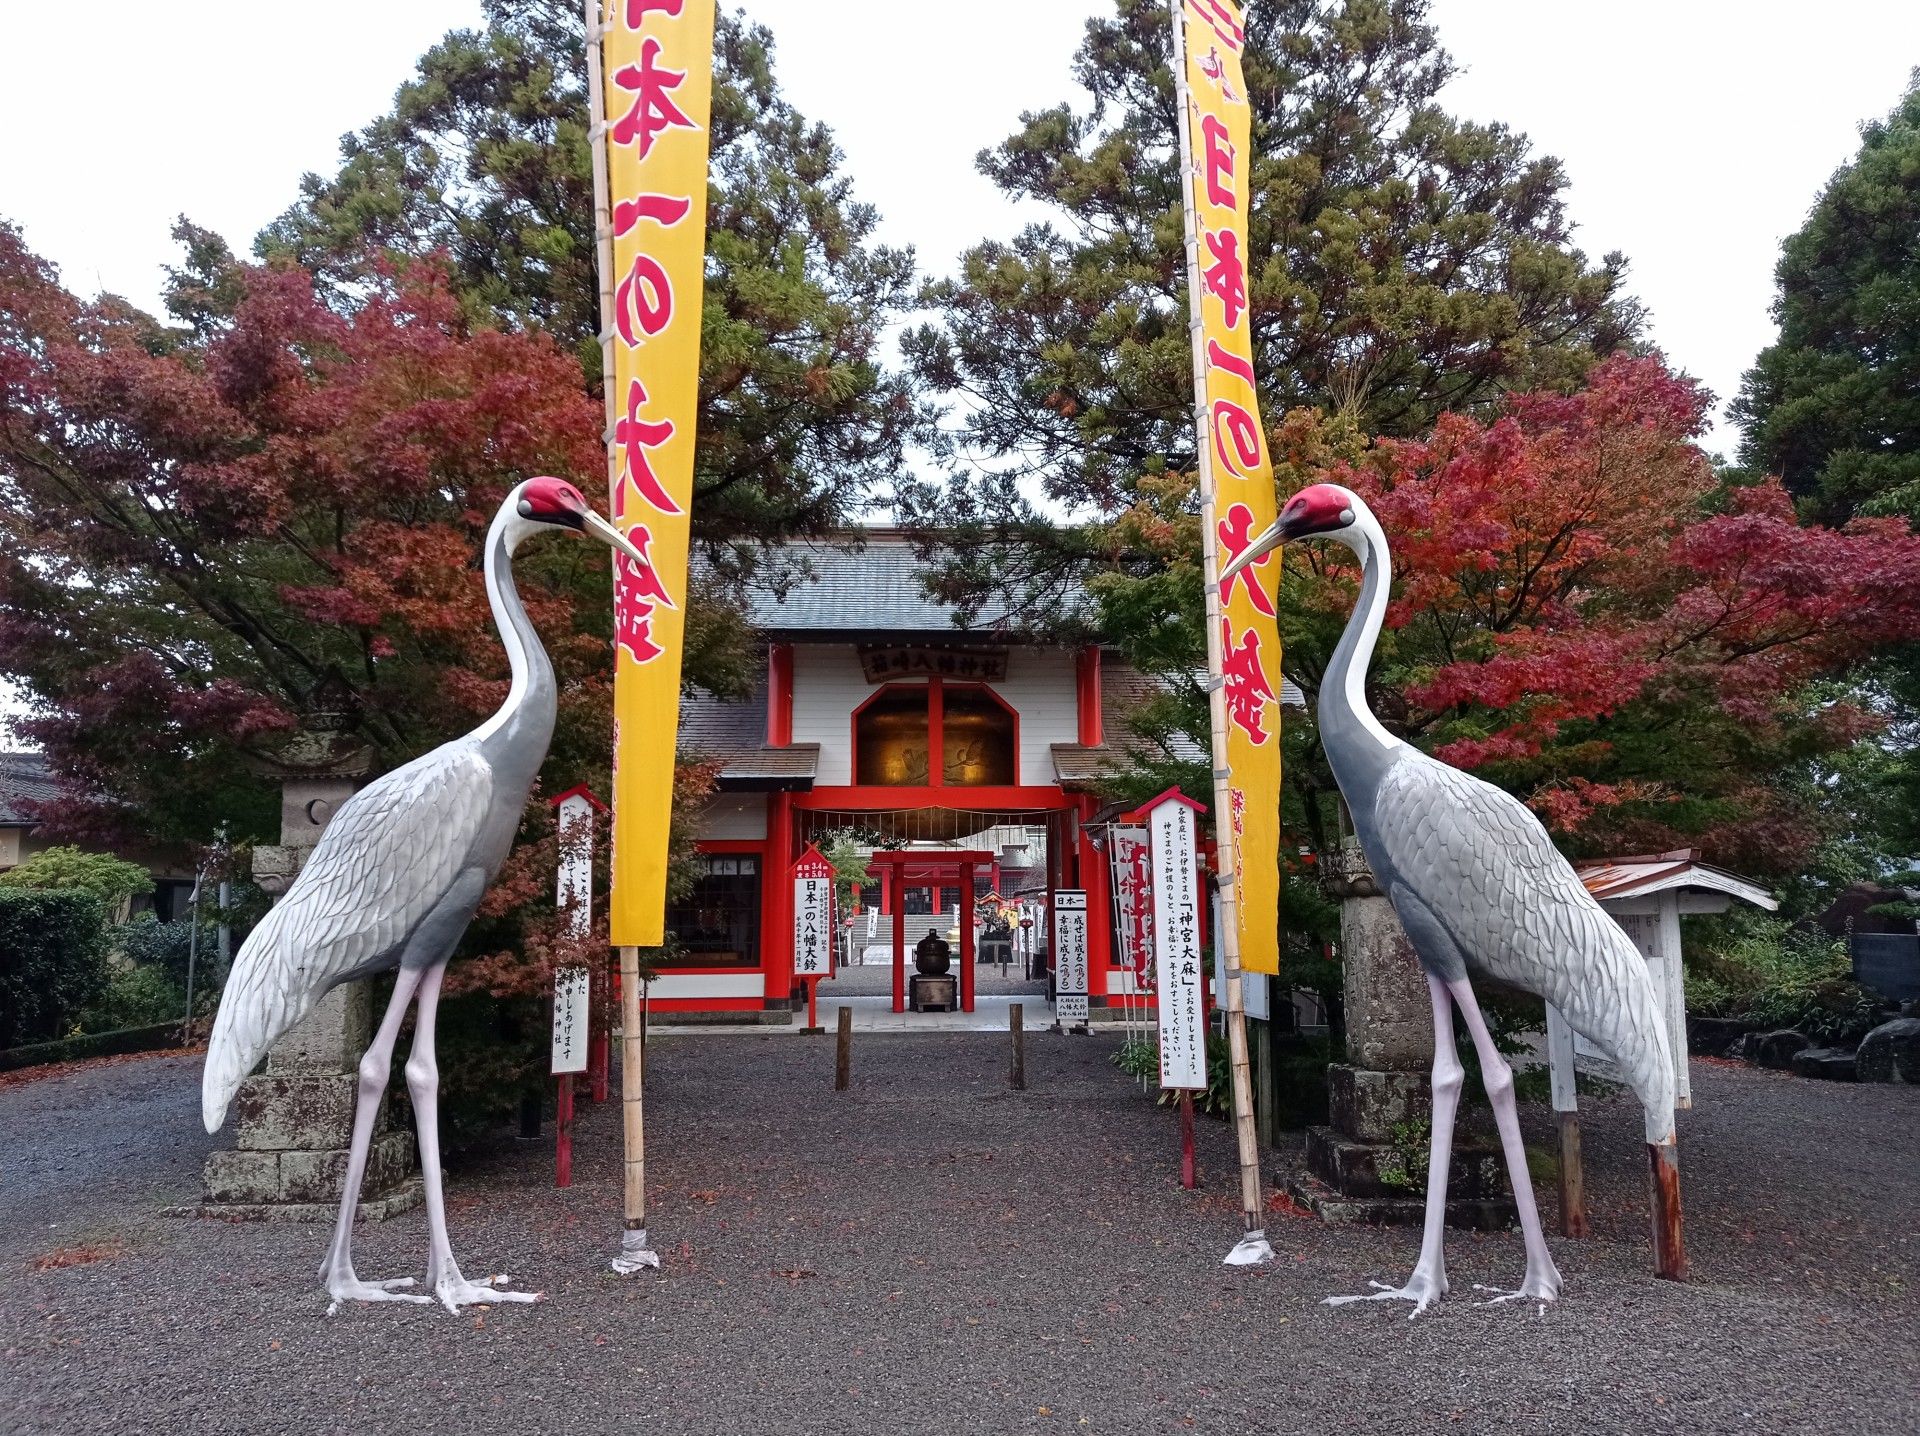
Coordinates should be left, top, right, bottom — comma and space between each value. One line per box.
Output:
0, 223, 611, 850
1294, 356, 1920, 869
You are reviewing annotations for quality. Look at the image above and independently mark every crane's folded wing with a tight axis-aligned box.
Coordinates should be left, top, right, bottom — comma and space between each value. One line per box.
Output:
201, 744, 493, 1132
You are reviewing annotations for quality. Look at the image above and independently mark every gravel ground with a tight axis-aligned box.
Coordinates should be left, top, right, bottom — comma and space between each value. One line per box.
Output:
1, 1035, 1915, 1435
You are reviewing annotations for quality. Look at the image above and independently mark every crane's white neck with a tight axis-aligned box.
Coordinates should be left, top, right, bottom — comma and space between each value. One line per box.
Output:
471, 505, 554, 749
1318, 503, 1404, 758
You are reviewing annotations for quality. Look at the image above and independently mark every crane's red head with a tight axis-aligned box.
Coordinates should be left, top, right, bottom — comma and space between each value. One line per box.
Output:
1275, 483, 1358, 542
516, 476, 591, 530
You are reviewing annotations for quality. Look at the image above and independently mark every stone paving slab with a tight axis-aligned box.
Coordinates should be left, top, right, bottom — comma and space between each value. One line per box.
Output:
1, 1039, 1916, 1435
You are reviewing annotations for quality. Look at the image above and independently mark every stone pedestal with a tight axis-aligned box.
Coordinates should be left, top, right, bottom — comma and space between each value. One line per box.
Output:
187, 739, 420, 1222
1289, 841, 1514, 1229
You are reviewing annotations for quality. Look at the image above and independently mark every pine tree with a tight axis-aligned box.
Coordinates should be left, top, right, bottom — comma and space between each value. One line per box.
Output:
904, 0, 1639, 528
1732, 75, 1920, 526
259, 0, 922, 559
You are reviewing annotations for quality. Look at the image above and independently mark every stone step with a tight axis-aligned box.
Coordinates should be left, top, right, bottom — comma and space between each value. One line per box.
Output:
1288, 1173, 1515, 1232
1305, 1125, 1507, 1201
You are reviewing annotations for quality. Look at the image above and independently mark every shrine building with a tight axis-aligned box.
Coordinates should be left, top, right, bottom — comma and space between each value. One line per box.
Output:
654, 531, 1304, 1018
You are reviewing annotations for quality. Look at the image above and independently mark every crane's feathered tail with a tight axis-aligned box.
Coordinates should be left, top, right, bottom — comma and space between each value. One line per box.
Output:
201, 903, 323, 1132
1373, 753, 1678, 1146
1534, 922, 1676, 1145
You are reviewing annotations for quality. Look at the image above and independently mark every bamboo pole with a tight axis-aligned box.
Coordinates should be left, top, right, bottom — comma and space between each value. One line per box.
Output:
589, 0, 658, 1275
1168, 0, 1273, 1267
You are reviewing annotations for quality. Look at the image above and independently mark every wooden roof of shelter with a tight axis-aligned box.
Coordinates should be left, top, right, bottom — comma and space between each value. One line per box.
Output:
1574, 849, 1777, 911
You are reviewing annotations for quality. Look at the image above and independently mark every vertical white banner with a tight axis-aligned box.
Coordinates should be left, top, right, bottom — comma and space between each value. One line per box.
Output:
1055, 889, 1089, 1025
1149, 797, 1207, 1090
1106, 826, 1155, 989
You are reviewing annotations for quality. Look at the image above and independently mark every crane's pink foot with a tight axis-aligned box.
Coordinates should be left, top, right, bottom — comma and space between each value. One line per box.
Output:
324, 1273, 432, 1315
1325, 1266, 1448, 1319
432, 1267, 543, 1313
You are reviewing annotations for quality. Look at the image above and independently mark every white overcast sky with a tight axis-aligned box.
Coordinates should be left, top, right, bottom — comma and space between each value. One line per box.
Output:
4, 1, 1918, 456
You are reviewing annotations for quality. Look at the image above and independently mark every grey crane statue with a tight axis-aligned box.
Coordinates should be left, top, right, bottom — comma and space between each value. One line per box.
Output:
202, 477, 644, 1314
1223, 482, 1684, 1315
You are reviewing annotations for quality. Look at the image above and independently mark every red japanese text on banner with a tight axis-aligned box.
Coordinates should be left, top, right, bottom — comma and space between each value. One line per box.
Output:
1182, 0, 1282, 974
601, 0, 716, 945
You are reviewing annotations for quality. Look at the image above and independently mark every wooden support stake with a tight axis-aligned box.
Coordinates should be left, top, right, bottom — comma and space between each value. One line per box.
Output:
834, 1005, 852, 1090
1648, 1138, 1689, 1281
1179, 1090, 1199, 1189
555, 1075, 575, 1188
1009, 1002, 1026, 1090
1556, 1110, 1589, 1238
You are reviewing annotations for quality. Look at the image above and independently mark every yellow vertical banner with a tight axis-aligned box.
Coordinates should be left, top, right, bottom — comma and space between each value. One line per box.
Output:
1178, 0, 1283, 974
598, 0, 716, 945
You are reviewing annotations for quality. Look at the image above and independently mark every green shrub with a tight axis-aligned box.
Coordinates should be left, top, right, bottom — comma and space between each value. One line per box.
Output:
0, 846, 152, 911
0, 889, 110, 1048
1685, 911, 1884, 1046
78, 962, 188, 1033
1108, 1032, 1235, 1118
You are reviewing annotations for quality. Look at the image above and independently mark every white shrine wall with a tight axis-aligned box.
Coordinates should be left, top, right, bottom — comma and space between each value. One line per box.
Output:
787, 643, 1081, 788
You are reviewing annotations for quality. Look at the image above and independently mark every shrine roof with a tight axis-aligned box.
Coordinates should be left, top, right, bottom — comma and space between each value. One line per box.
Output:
1574, 850, 1777, 909
735, 531, 1084, 640
676, 680, 817, 790
0, 751, 58, 826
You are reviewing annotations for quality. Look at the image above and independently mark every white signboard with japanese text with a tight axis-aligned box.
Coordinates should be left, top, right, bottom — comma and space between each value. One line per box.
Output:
1149, 797, 1207, 1089
792, 844, 835, 979
551, 965, 591, 1074
1054, 889, 1089, 1025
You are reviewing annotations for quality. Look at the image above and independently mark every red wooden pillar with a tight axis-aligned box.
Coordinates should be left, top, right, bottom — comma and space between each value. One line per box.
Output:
959, 861, 976, 1013
892, 889, 907, 1014
767, 792, 794, 1006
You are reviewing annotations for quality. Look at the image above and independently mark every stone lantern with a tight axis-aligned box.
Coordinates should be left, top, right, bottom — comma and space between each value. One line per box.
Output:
187, 719, 420, 1220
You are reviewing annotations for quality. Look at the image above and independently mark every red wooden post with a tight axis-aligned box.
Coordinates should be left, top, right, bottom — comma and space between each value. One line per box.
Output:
1649, 1139, 1689, 1281
555, 1075, 575, 1188
892, 892, 907, 1014
1179, 1091, 1198, 1189
806, 974, 820, 1031
589, 960, 610, 1103
959, 861, 977, 1013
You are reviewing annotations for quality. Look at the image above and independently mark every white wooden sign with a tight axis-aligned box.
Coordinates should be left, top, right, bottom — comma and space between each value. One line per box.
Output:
554, 789, 595, 937
551, 787, 598, 1074
551, 965, 591, 1074
792, 843, 835, 979
1054, 889, 1089, 1025
1148, 795, 1207, 1089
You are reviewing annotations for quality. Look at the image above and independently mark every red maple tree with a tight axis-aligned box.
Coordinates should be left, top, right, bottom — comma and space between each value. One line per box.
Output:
0, 222, 614, 850
1297, 356, 1920, 870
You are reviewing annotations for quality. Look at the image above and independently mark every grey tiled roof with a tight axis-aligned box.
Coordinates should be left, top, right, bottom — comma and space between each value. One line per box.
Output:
0, 751, 56, 826
738, 533, 1059, 637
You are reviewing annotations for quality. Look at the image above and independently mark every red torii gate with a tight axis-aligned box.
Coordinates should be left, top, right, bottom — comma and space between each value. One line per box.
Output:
865, 848, 997, 1015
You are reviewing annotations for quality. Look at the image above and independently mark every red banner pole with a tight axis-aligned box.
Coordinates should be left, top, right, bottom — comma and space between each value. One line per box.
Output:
556, 1075, 575, 1188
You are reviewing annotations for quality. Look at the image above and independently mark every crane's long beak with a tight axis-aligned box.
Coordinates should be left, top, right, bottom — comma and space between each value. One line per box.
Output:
1219, 516, 1287, 586
584, 509, 647, 565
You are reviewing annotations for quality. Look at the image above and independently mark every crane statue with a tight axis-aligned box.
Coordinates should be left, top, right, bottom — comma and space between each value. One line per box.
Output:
202, 477, 644, 1314
1222, 482, 1683, 1315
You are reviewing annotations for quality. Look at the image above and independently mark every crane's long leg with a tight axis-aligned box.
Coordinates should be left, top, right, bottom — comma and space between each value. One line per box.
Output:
1326, 972, 1463, 1318
1446, 977, 1562, 1305
407, 957, 543, 1312
321, 968, 431, 1311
